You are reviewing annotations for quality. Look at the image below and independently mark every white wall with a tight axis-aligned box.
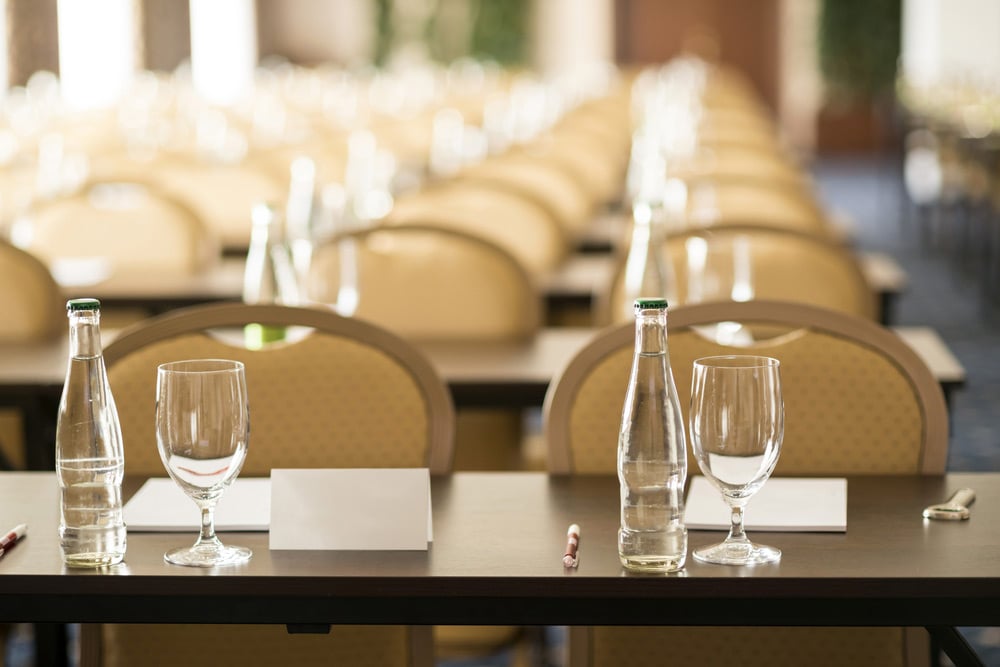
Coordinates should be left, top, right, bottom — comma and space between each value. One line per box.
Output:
531, 0, 614, 77
57, 0, 137, 109
902, 0, 1000, 85
190, 0, 257, 105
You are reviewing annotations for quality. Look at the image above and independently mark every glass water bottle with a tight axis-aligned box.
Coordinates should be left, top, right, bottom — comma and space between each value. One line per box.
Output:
243, 202, 300, 348
618, 298, 688, 572
56, 298, 127, 567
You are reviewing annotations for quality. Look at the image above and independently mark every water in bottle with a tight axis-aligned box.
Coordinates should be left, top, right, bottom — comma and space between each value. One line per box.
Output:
56, 298, 126, 567
618, 298, 688, 572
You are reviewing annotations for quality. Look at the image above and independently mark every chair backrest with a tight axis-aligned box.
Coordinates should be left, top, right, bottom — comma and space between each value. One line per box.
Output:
0, 239, 63, 343
104, 302, 455, 477
604, 224, 878, 323
12, 181, 218, 276
307, 225, 541, 342
384, 180, 568, 275
545, 299, 948, 476
680, 178, 831, 236
457, 153, 595, 237
108, 154, 287, 252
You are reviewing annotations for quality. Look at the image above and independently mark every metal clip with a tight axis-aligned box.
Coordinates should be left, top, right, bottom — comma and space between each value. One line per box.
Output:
922, 488, 976, 520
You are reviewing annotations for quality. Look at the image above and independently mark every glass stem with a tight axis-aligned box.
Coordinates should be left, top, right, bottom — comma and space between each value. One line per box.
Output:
196, 504, 220, 546
727, 505, 748, 544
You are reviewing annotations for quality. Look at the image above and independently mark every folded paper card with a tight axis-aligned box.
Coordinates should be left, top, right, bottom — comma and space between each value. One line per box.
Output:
269, 468, 432, 551
124, 478, 270, 532
684, 476, 847, 532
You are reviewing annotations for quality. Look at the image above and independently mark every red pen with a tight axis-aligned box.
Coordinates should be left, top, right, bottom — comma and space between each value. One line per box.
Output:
0, 524, 27, 557
563, 523, 580, 568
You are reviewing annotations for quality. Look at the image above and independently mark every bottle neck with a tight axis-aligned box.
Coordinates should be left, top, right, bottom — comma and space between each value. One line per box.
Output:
68, 310, 103, 360
634, 307, 668, 355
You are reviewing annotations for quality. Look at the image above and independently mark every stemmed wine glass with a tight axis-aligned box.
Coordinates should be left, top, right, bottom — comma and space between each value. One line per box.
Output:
689, 355, 783, 565
156, 359, 252, 567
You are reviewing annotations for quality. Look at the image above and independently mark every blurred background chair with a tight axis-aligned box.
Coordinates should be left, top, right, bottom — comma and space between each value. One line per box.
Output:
677, 178, 836, 238
307, 225, 544, 667
306, 224, 541, 343
384, 180, 569, 276
88, 302, 455, 667
0, 239, 63, 472
603, 224, 878, 324
11, 180, 219, 279
544, 299, 948, 667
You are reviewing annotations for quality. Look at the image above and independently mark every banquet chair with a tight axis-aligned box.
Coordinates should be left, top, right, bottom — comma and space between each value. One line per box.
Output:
97, 153, 287, 253
678, 178, 834, 238
84, 302, 455, 667
0, 240, 64, 471
385, 180, 569, 275
544, 299, 948, 667
0, 239, 63, 344
603, 225, 878, 324
457, 152, 596, 238
306, 225, 541, 342
11, 180, 219, 277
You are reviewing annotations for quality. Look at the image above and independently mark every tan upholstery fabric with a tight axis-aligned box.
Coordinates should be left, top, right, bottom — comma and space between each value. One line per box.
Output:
307, 226, 540, 342
588, 626, 907, 667
108, 332, 434, 476
562, 327, 926, 476
545, 300, 947, 667
100, 625, 415, 667
15, 182, 217, 276
385, 181, 567, 275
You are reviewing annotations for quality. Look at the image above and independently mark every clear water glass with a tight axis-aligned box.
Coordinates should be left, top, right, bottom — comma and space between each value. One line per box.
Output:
156, 359, 252, 567
689, 355, 784, 565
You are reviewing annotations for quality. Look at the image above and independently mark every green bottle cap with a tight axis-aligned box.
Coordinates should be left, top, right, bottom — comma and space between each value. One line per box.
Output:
66, 298, 101, 312
634, 298, 668, 309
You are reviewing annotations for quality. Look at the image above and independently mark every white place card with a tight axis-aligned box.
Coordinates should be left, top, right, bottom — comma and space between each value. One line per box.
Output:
125, 478, 271, 532
269, 468, 432, 551
684, 476, 848, 532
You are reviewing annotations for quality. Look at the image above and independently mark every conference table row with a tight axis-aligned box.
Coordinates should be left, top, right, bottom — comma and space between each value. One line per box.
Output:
55, 248, 908, 325
0, 470, 997, 666
0, 324, 967, 470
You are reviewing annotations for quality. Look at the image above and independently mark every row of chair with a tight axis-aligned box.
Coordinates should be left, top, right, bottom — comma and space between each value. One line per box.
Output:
65, 296, 946, 667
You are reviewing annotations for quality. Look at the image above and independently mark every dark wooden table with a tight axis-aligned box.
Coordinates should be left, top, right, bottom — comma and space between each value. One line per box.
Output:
0, 471, 997, 665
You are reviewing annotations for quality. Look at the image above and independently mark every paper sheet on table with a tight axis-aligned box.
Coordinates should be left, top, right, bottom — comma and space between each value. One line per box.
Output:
684, 476, 847, 532
268, 468, 432, 551
124, 478, 270, 532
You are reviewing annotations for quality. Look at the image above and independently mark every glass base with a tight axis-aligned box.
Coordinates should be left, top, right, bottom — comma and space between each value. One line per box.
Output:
693, 539, 780, 566
164, 542, 252, 568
